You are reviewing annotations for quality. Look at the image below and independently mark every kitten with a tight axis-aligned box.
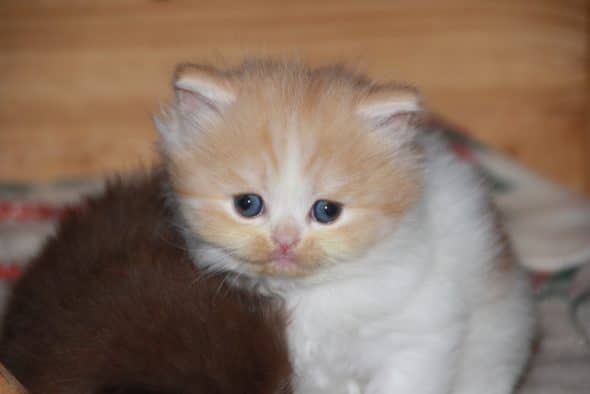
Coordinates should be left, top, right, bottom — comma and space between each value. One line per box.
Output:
0, 172, 292, 394
157, 59, 536, 394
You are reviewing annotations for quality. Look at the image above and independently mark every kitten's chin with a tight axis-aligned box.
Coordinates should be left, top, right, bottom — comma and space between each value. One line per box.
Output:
192, 244, 318, 284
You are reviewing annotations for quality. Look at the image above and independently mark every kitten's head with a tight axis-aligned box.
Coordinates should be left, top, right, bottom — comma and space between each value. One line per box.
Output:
156, 60, 424, 280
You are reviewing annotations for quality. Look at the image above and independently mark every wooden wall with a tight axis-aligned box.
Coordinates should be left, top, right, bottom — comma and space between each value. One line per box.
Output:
0, 0, 587, 193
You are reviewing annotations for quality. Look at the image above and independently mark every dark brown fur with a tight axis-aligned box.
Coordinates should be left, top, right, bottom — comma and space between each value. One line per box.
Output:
0, 171, 292, 394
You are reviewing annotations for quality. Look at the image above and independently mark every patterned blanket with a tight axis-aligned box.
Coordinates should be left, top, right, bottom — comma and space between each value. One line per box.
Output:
1, 128, 589, 392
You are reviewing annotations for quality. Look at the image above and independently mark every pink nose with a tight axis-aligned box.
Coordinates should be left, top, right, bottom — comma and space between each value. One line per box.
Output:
272, 234, 299, 254
274, 239, 298, 254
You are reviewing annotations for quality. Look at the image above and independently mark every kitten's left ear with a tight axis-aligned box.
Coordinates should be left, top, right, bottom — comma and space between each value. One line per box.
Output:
174, 64, 236, 113
357, 85, 424, 144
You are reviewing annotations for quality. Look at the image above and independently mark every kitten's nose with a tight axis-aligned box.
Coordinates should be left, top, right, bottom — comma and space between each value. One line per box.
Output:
272, 221, 300, 254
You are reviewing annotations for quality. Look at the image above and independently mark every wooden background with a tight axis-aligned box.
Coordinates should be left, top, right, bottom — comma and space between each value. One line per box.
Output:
0, 0, 588, 194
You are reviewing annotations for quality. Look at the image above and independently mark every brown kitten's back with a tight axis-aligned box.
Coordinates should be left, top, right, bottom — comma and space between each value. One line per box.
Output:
0, 171, 291, 394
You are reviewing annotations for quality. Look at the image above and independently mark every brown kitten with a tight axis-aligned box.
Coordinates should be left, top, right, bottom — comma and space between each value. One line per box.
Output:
0, 171, 292, 394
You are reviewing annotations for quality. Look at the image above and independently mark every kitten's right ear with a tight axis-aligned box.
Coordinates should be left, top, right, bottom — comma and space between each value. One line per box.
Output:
174, 64, 236, 114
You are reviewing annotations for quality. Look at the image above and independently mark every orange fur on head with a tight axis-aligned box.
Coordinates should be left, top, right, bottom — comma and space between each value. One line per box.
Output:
157, 59, 425, 278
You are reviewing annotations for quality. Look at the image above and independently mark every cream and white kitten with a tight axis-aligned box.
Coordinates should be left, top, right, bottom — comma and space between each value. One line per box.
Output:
156, 59, 536, 394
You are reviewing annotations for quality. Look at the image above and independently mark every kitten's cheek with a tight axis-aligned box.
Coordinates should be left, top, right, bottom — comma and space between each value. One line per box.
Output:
241, 236, 275, 264
294, 242, 326, 268
215, 233, 274, 265
313, 224, 382, 261
318, 241, 361, 261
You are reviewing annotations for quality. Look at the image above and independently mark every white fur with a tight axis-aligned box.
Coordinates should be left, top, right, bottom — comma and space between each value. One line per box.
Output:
260, 135, 536, 394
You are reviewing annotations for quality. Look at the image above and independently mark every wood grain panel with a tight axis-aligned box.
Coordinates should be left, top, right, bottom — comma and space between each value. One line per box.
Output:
0, 0, 587, 193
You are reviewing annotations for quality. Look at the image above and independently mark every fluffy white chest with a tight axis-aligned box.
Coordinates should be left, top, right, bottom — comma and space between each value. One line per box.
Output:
286, 291, 388, 392
282, 263, 465, 394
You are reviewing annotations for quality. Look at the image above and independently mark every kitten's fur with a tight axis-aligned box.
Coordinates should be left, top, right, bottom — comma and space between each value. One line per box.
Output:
157, 59, 536, 394
0, 172, 292, 394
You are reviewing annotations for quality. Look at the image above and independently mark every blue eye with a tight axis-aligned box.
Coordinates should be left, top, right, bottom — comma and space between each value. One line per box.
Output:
234, 194, 264, 218
311, 200, 342, 224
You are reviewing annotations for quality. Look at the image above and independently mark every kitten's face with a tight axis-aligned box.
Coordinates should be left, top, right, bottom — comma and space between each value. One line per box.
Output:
159, 62, 423, 279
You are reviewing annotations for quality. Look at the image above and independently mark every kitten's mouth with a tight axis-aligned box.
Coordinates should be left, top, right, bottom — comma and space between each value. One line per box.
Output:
275, 255, 296, 268
270, 249, 298, 268
225, 248, 315, 278
255, 252, 311, 278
